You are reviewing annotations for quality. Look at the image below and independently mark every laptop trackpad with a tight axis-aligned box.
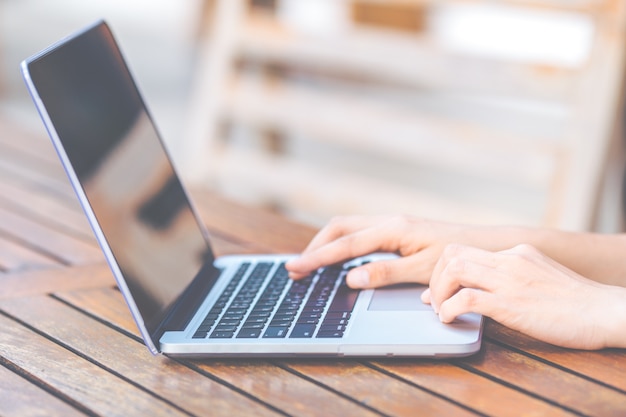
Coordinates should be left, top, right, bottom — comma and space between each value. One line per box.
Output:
368, 284, 431, 311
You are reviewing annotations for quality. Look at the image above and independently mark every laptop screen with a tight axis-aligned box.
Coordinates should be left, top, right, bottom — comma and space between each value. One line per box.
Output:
24, 22, 214, 331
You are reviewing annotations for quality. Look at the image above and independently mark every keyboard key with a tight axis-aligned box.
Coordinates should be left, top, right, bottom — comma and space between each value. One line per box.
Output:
290, 324, 316, 338
263, 326, 288, 338
316, 330, 344, 338
245, 317, 269, 324
248, 310, 272, 318
325, 312, 351, 320
192, 330, 208, 339
237, 328, 262, 338
210, 331, 235, 338
323, 318, 349, 326
296, 317, 319, 325
241, 322, 265, 329
214, 325, 238, 332
217, 319, 241, 326
320, 324, 347, 333
268, 321, 290, 327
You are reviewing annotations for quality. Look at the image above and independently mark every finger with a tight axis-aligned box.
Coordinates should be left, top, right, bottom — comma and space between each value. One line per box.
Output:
421, 288, 431, 304
437, 287, 497, 323
301, 215, 385, 255
287, 216, 383, 280
429, 245, 502, 313
287, 221, 404, 279
346, 253, 433, 288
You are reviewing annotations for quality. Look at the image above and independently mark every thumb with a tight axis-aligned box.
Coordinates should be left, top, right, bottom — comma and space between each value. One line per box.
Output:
346, 256, 428, 289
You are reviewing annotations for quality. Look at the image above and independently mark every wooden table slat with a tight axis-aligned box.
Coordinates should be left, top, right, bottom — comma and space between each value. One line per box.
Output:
55, 287, 383, 417
0, 313, 195, 417
0, 263, 115, 299
460, 341, 626, 416
0, 364, 86, 417
194, 360, 383, 417
368, 359, 576, 417
280, 360, 479, 416
0, 155, 76, 203
486, 321, 626, 392
0, 295, 281, 417
0, 179, 93, 241
0, 205, 102, 265
0, 235, 59, 273
191, 189, 317, 254
0, 117, 64, 167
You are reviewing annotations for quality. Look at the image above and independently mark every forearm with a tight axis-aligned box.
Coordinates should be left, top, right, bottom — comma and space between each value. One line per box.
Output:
603, 284, 626, 348
499, 227, 626, 287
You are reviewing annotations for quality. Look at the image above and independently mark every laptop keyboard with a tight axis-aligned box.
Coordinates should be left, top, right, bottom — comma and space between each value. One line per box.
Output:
192, 262, 358, 340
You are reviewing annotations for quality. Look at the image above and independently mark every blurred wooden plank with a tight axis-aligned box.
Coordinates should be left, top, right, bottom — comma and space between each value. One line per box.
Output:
459, 341, 626, 415
0, 313, 192, 417
0, 263, 114, 299
0, 364, 85, 417
351, 0, 428, 33
194, 360, 383, 417
0, 180, 93, 242
54, 287, 139, 335
0, 115, 65, 170
206, 147, 538, 226
369, 358, 576, 417
280, 359, 479, 416
238, 12, 580, 102
0, 205, 102, 265
190, 188, 317, 253
0, 132, 76, 203
486, 321, 626, 392
0, 295, 280, 417
466, 0, 619, 13
0, 236, 59, 273
223, 73, 559, 186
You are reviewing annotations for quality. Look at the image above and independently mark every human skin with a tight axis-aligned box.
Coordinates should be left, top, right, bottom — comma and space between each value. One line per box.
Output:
285, 215, 626, 349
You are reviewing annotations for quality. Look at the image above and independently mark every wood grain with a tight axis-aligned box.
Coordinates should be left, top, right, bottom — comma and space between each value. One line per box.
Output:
0, 263, 115, 299
0, 205, 102, 265
0, 235, 59, 273
0, 364, 85, 417
486, 320, 626, 392
190, 188, 317, 254
0, 295, 279, 417
460, 341, 626, 416
55, 287, 381, 417
281, 359, 479, 416
0, 313, 193, 417
369, 359, 575, 417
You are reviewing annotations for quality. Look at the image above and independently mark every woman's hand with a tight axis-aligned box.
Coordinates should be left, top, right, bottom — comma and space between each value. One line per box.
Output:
285, 215, 523, 289
423, 243, 626, 350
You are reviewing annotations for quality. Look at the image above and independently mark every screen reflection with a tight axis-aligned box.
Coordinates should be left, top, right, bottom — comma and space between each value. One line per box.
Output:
27, 24, 213, 328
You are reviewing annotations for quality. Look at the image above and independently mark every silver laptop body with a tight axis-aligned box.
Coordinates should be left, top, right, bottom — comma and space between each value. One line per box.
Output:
21, 20, 482, 358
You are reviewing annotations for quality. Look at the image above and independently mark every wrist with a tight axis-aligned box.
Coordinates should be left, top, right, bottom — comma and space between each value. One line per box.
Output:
600, 285, 626, 349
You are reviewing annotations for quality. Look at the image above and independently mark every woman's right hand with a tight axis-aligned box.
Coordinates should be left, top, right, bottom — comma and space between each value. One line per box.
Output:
285, 215, 522, 289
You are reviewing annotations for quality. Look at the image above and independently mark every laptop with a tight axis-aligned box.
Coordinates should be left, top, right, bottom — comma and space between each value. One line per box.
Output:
21, 20, 482, 358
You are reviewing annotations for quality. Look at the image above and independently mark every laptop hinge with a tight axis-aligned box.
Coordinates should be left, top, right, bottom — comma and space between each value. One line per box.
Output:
151, 262, 222, 349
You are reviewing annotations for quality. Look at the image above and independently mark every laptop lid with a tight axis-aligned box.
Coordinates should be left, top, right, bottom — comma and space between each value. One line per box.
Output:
21, 20, 217, 355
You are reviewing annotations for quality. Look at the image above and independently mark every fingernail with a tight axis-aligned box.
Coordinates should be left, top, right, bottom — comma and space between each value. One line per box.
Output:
348, 269, 370, 288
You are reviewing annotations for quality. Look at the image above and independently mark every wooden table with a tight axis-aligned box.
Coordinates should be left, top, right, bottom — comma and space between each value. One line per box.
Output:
1, 114, 626, 417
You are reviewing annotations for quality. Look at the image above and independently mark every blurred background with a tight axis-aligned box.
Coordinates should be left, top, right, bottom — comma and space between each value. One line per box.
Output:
1, 0, 625, 232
